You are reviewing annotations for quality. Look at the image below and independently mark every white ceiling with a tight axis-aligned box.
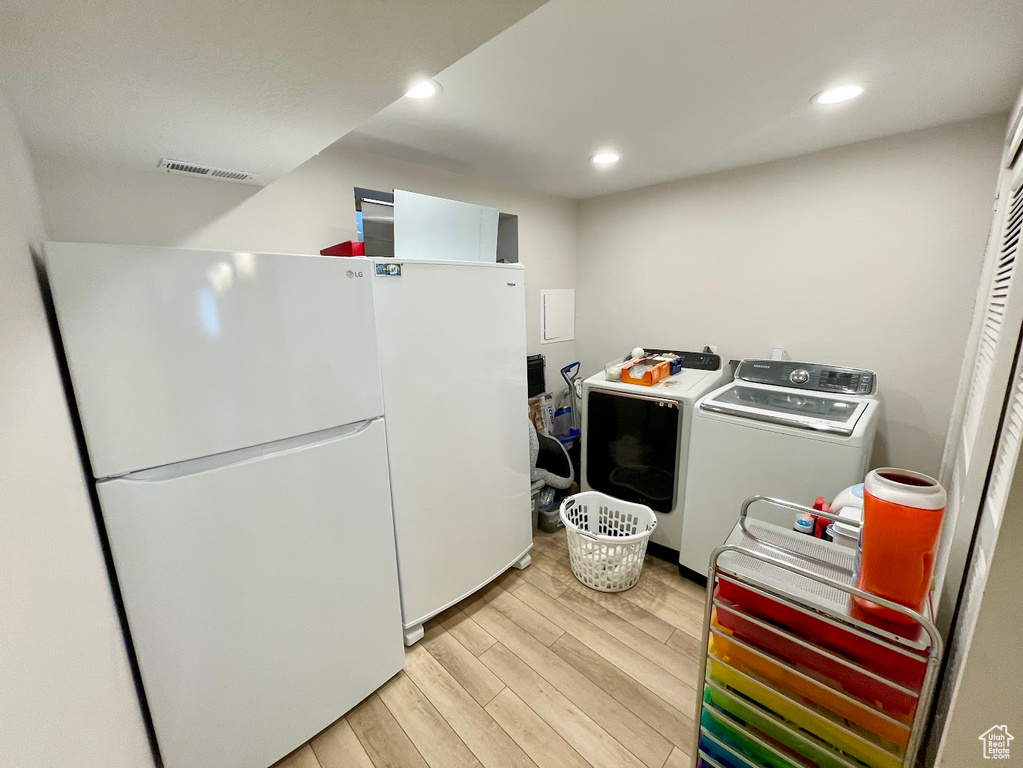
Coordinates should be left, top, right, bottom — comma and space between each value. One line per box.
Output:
342, 0, 1023, 199
0, 0, 544, 184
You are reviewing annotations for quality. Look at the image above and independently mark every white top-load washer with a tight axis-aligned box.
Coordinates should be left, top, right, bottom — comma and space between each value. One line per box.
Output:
581, 351, 730, 553
679, 358, 880, 577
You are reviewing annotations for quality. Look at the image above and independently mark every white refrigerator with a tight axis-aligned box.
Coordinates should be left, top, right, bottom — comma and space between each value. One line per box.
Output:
44, 244, 404, 768
371, 259, 533, 645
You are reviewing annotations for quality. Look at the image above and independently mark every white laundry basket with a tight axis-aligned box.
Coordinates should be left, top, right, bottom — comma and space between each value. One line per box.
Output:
559, 491, 657, 592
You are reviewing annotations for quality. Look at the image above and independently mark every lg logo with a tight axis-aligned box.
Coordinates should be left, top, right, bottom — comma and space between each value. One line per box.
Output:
345, 270, 364, 278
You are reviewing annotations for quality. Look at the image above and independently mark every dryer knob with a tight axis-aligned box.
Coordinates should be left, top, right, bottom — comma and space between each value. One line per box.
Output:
790, 369, 810, 385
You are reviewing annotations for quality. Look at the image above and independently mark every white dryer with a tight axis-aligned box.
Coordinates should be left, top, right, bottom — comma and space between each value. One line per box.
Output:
680, 359, 880, 577
581, 352, 730, 554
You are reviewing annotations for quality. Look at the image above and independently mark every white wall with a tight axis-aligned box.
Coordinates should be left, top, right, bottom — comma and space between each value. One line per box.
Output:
32, 115, 1008, 472
34, 144, 580, 391
576, 115, 1006, 473
0, 98, 153, 766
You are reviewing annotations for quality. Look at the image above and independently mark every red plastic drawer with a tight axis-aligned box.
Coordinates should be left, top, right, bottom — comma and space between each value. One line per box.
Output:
716, 579, 926, 690
714, 603, 918, 720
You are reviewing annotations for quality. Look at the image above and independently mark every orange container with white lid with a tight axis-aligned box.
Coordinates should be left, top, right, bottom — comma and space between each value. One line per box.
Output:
854, 468, 946, 624
620, 358, 671, 386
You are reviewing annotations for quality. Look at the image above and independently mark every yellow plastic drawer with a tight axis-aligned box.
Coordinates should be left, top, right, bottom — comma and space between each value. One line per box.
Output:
707, 657, 903, 768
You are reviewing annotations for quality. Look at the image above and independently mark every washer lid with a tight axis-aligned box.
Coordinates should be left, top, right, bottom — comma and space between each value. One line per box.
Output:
699, 383, 868, 436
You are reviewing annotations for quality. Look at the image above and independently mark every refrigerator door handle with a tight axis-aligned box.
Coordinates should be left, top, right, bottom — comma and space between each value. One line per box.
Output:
102, 417, 382, 483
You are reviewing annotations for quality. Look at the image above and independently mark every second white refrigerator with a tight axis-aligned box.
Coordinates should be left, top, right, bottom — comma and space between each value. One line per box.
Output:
372, 259, 533, 644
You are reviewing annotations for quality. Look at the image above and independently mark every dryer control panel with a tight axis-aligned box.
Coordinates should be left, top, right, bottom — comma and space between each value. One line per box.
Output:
638, 348, 722, 371
736, 359, 875, 395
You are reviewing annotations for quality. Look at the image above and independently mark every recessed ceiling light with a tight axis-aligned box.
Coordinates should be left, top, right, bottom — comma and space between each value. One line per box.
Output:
405, 79, 441, 99
812, 84, 864, 105
591, 151, 620, 166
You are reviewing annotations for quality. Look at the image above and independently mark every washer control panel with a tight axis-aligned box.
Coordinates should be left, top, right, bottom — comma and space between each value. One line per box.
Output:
736, 359, 875, 395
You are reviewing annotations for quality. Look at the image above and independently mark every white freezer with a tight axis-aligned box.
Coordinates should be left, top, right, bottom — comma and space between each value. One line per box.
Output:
372, 259, 532, 642
45, 243, 382, 477
99, 419, 403, 768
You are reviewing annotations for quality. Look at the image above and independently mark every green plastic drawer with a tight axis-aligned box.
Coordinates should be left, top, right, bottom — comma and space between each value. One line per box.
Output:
708, 657, 902, 768
704, 683, 861, 768
701, 704, 804, 768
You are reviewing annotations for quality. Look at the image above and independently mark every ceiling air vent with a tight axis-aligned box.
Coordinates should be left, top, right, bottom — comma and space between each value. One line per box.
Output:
158, 158, 258, 185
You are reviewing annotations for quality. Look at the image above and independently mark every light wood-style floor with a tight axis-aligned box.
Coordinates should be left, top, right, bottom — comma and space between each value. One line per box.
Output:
274, 527, 707, 768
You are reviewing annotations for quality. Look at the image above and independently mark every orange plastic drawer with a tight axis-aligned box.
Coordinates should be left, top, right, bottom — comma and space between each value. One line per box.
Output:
710, 631, 910, 747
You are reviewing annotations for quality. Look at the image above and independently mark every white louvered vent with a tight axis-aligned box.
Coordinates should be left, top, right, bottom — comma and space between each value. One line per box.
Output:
961, 182, 1023, 459
985, 366, 1023, 525
158, 158, 258, 185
